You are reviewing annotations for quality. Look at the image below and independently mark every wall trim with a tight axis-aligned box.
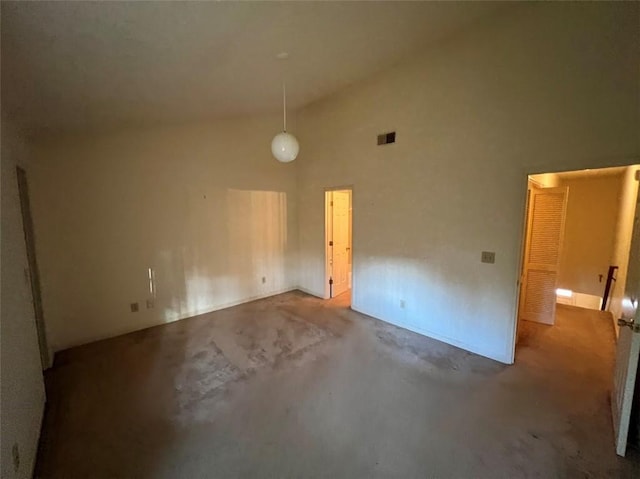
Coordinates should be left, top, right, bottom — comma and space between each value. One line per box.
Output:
351, 303, 513, 365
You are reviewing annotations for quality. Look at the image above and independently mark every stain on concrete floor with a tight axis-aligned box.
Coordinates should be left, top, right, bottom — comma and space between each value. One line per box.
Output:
35, 292, 639, 478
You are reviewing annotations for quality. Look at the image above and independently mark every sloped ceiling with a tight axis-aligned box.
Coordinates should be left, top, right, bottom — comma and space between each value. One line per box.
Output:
1, 1, 507, 135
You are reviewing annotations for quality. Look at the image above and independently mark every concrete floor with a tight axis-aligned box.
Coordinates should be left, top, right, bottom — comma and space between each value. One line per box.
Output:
36, 291, 639, 478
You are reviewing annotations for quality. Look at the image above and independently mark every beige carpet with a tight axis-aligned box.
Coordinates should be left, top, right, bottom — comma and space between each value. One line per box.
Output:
36, 292, 639, 478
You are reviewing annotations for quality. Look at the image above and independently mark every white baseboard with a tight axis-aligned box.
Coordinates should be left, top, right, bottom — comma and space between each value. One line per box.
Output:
351, 303, 512, 365
295, 286, 326, 299
556, 292, 602, 310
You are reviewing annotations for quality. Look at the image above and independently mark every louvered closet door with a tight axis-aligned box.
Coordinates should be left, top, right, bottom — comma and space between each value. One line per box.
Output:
520, 186, 568, 325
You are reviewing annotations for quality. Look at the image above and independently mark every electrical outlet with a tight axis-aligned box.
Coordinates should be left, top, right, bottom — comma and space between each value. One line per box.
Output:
146, 299, 154, 309
481, 251, 495, 264
400, 300, 405, 309
261, 276, 266, 284
12, 443, 20, 472
130, 302, 139, 313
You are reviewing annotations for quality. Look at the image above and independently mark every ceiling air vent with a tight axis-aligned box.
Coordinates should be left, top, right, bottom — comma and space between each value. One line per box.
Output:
377, 131, 396, 145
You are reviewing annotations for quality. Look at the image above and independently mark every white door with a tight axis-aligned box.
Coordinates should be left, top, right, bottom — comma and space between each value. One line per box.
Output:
520, 186, 568, 325
612, 186, 640, 457
331, 190, 351, 297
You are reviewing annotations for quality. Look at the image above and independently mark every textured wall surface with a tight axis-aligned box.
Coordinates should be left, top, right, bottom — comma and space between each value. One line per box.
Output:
30, 116, 298, 351
557, 175, 622, 297
296, 3, 639, 363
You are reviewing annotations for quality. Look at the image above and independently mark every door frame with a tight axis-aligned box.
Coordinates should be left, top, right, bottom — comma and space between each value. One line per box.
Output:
510, 161, 639, 362
16, 166, 51, 369
324, 186, 353, 300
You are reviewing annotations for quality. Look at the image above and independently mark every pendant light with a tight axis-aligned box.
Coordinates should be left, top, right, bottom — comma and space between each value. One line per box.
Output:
271, 56, 299, 163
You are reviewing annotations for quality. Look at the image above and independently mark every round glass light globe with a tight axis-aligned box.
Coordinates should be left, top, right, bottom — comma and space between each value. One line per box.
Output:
271, 132, 299, 163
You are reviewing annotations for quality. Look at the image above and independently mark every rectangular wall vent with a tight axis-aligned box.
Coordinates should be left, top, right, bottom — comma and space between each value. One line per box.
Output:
377, 132, 396, 145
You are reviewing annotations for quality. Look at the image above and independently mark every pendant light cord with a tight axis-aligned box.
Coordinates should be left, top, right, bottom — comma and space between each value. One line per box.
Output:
282, 81, 287, 132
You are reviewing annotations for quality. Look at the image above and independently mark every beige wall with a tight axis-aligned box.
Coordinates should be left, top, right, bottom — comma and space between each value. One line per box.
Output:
557, 175, 622, 298
296, 2, 639, 363
610, 166, 640, 329
30, 116, 298, 352
1, 119, 46, 479
23, 2, 640, 365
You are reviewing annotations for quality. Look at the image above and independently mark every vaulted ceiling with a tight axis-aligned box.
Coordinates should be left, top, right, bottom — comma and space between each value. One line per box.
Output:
2, 1, 507, 135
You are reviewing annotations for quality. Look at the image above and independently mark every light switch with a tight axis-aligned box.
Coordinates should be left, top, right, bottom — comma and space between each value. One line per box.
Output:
481, 251, 495, 264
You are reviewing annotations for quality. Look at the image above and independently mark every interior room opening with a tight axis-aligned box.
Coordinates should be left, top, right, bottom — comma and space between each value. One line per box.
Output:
325, 188, 352, 305
516, 165, 638, 339
514, 164, 640, 456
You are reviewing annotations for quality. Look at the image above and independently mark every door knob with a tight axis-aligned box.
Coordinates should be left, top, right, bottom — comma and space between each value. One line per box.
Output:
618, 317, 640, 332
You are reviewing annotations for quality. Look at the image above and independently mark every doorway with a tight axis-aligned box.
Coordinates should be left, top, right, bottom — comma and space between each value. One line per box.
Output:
514, 164, 640, 456
325, 188, 352, 304
516, 166, 632, 331
16, 166, 50, 370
